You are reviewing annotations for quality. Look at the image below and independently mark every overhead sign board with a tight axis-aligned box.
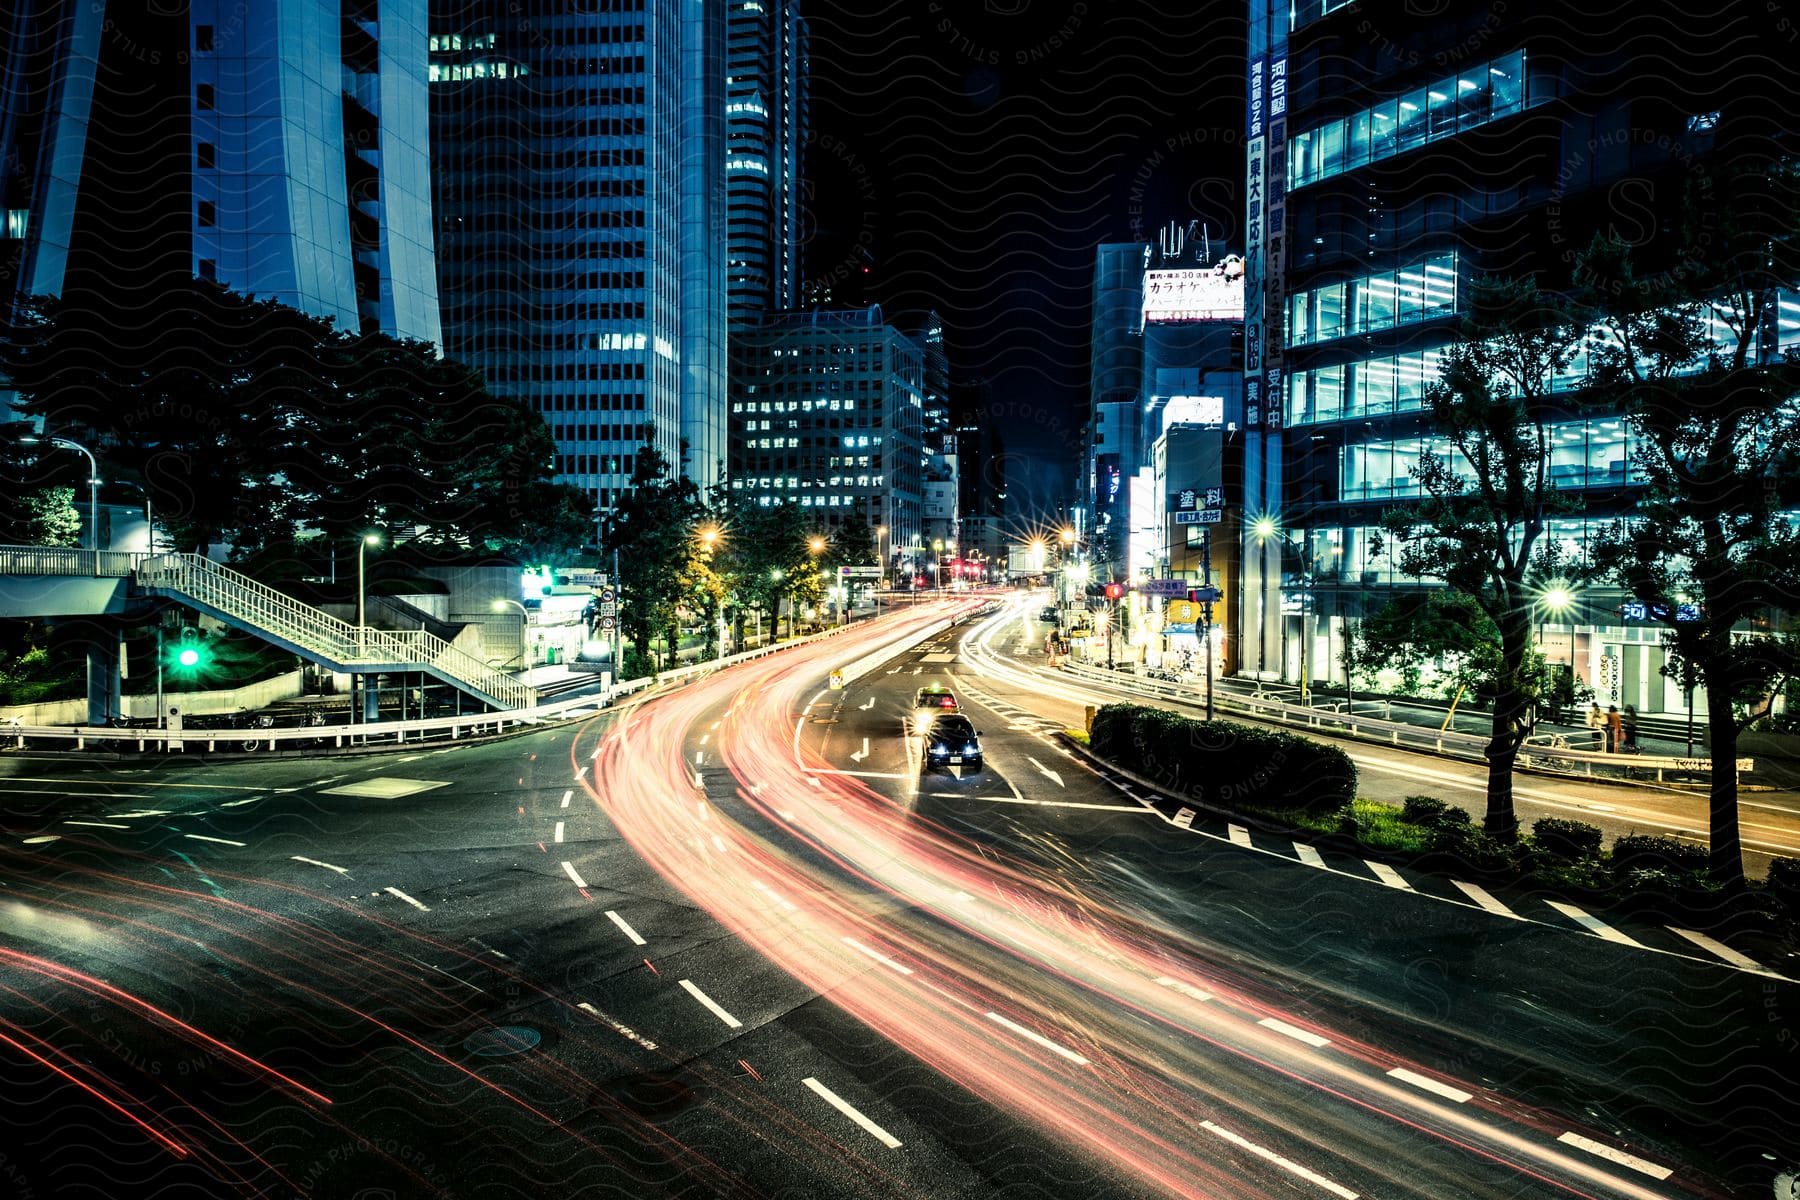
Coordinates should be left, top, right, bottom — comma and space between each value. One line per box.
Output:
838, 566, 881, 578
1141, 267, 1245, 324
1175, 509, 1224, 525
1138, 579, 1189, 598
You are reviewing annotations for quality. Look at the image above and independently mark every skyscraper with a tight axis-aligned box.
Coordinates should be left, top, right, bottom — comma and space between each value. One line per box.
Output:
725, 0, 806, 323
430, 1, 727, 516
1, 0, 440, 344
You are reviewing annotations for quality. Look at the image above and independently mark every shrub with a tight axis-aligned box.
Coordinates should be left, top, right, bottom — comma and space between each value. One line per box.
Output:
1086, 704, 1356, 814
1426, 825, 1518, 873
1532, 818, 1604, 862
1348, 800, 1433, 854
1401, 795, 1471, 830
1765, 856, 1800, 912
1611, 835, 1708, 877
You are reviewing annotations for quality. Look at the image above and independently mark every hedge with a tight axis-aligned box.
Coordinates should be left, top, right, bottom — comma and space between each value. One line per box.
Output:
1532, 818, 1604, 862
1610, 835, 1709, 877
1087, 704, 1356, 815
1767, 856, 1800, 913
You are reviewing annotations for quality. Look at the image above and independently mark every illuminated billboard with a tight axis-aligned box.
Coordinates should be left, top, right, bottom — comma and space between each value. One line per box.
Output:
1141, 261, 1245, 324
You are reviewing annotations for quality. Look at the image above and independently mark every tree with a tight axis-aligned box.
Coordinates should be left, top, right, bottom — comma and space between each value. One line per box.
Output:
1577, 157, 1800, 889
0, 281, 592, 561
1374, 277, 1588, 837
1353, 590, 1562, 713
717, 501, 826, 640
600, 447, 706, 671
833, 505, 878, 567
19, 486, 82, 547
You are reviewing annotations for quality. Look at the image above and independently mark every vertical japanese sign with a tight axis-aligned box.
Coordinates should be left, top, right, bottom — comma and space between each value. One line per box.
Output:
1244, 57, 1267, 430
1264, 56, 1288, 433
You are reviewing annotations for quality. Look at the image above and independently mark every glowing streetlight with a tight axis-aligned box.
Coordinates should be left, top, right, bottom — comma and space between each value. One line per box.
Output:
357, 532, 382, 636
808, 535, 826, 555
1060, 527, 1075, 546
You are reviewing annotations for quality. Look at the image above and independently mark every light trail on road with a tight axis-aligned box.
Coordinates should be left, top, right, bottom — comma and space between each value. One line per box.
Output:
583, 599, 1715, 1199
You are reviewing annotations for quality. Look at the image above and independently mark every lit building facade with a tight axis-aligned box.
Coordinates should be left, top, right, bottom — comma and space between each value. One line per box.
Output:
430, 1, 727, 518
728, 306, 924, 566
1242, 0, 1800, 709
725, 0, 806, 323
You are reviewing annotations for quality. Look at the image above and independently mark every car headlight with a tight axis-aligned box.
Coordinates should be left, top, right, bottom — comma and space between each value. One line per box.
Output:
913, 713, 934, 732
965, 742, 978, 753
930, 743, 947, 754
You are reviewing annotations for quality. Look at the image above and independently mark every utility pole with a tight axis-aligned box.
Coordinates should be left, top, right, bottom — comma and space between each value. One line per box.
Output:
1201, 528, 1215, 722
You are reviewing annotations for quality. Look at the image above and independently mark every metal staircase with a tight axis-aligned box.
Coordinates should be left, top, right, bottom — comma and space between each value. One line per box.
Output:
133, 553, 532, 710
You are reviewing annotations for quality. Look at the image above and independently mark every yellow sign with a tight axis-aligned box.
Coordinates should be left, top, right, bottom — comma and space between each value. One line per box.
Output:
1165, 601, 1201, 624
829, 669, 845, 690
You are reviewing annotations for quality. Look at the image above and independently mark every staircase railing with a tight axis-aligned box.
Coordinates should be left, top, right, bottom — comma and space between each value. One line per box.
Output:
132, 553, 530, 709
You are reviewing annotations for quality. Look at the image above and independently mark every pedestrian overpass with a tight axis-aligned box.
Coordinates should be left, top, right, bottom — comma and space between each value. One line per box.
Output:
0, 546, 534, 724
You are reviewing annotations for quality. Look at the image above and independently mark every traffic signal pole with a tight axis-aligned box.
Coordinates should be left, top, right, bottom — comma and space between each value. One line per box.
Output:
1201, 528, 1215, 722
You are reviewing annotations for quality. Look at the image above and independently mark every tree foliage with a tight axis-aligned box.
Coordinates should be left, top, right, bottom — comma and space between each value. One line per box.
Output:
0, 281, 593, 561
1576, 156, 1800, 888
1373, 276, 1589, 836
600, 447, 706, 669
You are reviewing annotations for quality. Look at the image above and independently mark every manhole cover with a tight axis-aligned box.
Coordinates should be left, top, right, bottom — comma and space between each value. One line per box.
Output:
463, 1025, 541, 1058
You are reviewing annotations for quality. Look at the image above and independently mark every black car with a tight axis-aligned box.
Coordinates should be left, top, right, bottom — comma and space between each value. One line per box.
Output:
922, 713, 982, 772
1039, 606, 1059, 622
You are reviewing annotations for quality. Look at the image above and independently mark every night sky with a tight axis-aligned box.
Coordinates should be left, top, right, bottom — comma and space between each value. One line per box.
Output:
801, 0, 1246, 519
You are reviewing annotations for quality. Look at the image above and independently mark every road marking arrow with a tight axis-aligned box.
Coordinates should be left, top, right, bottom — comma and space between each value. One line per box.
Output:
850, 737, 869, 763
1026, 756, 1064, 788
859, 697, 876, 710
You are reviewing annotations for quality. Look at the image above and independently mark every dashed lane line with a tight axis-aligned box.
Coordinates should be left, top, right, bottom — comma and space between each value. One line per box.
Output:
1386, 1067, 1473, 1104
554, 821, 565, 844
680, 979, 743, 1029
984, 1011, 1090, 1066
1555, 1132, 1673, 1181
1257, 1017, 1332, 1049
184, 834, 246, 847
561, 790, 573, 809
803, 1077, 904, 1150
292, 856, 350, 876
64, 821, 130, 830
605, 910, 647, 946
1199, 1121, 1358, 1200
842, 936, 914, 975
1545, 901, 1644, 948
384, 886, 430, 912
561, 861, 589, 889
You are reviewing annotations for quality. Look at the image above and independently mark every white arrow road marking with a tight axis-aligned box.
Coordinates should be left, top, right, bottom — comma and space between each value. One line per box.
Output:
850, 737, 870, 763
803, 1077, 904, 1149
859, 697, 876, 710
1025, 756, 1064, 787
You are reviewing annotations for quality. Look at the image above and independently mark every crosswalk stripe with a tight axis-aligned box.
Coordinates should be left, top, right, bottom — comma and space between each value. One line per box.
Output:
1451, 880, 1520, 919
1293, 843, 1324, 867
1667, 926, 1769, 972
1365, 860, 1414, 890
1227, 824, 1251, 847
1545, 901, 1643, 947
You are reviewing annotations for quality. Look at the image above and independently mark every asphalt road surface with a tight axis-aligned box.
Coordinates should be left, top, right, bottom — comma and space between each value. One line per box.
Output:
0, 598, 1793, 1198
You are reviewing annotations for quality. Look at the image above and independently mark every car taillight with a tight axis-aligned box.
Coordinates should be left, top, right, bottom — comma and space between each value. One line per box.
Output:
940, 697, 954, 706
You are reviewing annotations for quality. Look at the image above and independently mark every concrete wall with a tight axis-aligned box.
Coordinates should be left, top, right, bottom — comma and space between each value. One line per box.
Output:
1, 670, 304, 726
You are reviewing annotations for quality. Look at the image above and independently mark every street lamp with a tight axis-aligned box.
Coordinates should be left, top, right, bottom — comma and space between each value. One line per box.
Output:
1541, 581, 1577, 718
1251, 514, 1279, 688
771, 567, 787, 639
357, 532, 381, 650
22, 435, 100, 558
491, 598, 535, 681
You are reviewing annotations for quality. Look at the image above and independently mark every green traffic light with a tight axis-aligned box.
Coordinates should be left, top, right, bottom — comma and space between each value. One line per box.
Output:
178, 648, 201, 668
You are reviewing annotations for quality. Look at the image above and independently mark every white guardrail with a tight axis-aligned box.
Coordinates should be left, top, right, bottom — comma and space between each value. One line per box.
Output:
1058, 661, 1750, 784
0, 615, 892, 756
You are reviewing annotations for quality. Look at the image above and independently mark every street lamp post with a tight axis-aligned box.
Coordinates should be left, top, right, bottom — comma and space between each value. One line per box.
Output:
1541, 583, 1576, 722
23, 435, 100, 564
1251, 515, 1278, 690
357, 533, 381, 652
491, 598, 535, 684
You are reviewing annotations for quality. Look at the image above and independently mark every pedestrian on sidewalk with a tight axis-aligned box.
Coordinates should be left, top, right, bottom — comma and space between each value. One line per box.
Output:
1585, 702, 1605, 750
1605, 704, 1623, 753
1622, 703, 1638, 751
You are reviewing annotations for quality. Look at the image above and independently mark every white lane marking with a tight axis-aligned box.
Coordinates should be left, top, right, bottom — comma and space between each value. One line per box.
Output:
291, 856, 350, 876
1173, 807, 1197, 828
7, 777, 260, 791
850, 737, 870, 763
578, 1002, 660, 1051
1545, 900, 1643, 947
1667, 927, 1771, 973
984, 1011, 1090, 1066
554, 821, 565, 844
700, 734, 710, 745
910, 666, 922, 675
859, 697, 876, 710
842, 936, 914, 975
22, 836, 59, 845
710, 834, 729, 854
561, 789, 573, 809
64, 821, 130, 829
1386, 1067, 1473, 1104
1293, 843, 1325, 867
1366, 860, 1414, 890
112, 810, 172, 818
1200, 1121, 1359, 1200
576, 765, 588, 779
1153, 975, 1215, 1003
592, 747, 604, 760
1258, 1017, 1332, 1048
561, 861, 589, 889
1227, 824, 1251, 847
184, 834, 245, 847
1555, 1132, 1673, 1181
1451, 880, 1520, 919
605, 910, 647, 946
803, 1077, 904, 1149
1025, 756, 1064, 787
679, 979, 743, 1028
395, 754, 424, 763
812, 769, 910, 779
384, 886, 430, 912
218, 797, 261, 809
695, 751, 704, 766
925, 792, 1153, 812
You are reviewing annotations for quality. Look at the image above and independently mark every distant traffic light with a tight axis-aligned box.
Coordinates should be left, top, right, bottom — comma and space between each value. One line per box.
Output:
1104, 583, 1124, 601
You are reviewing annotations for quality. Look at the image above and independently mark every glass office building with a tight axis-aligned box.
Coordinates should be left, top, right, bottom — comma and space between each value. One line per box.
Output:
430, 1, 727, 518
1242, 0, 1800, 712
725, 0, 806, 323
